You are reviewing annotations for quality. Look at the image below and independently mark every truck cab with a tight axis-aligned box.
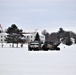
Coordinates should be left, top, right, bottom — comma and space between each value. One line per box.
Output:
28, 41, 43, 51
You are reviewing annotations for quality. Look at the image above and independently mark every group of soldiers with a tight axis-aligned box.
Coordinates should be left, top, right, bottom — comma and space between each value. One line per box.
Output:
0, 43, 23, 48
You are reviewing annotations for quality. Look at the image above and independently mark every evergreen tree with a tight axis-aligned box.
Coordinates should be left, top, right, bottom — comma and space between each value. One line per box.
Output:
34, 32, 40, 41
6, 24, 25, 47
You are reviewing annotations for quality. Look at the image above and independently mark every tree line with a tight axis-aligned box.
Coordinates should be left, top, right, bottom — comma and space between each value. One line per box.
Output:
1, 24, 76, 47
42, 28, 76, 46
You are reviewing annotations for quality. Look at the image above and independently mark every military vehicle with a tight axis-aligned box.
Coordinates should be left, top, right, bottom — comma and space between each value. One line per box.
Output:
28, 41, 43, 51
28, 41, 60, 51
42, 41, 60, 51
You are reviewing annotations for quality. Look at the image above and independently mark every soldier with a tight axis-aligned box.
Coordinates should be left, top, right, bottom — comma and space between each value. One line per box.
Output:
21, 43, 23, 48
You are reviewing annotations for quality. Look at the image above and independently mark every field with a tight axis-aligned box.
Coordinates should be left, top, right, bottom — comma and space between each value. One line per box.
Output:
0, 43, 76, 75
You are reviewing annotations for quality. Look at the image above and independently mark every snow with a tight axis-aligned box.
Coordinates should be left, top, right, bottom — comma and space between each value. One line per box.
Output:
0, 43, 76, 75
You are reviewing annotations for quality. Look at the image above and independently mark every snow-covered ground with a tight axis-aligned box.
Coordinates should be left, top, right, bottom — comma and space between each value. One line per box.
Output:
0, 43, 76, 75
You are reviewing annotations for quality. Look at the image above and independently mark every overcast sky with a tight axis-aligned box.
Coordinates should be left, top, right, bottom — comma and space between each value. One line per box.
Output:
0, 0, 76, 33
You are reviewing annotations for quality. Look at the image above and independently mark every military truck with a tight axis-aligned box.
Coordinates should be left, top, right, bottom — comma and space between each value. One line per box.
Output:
28, 41, 43, 51
42, 41, 60, 51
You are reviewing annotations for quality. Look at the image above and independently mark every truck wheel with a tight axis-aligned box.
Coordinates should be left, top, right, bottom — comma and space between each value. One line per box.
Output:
33, 48, 39, 51
28, 49, 32, 51
42, 46, 48, 51
50, 48, 55, 50
44, 49, 48, 51
42, 44, 48, 51
28, 47, 32, 51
